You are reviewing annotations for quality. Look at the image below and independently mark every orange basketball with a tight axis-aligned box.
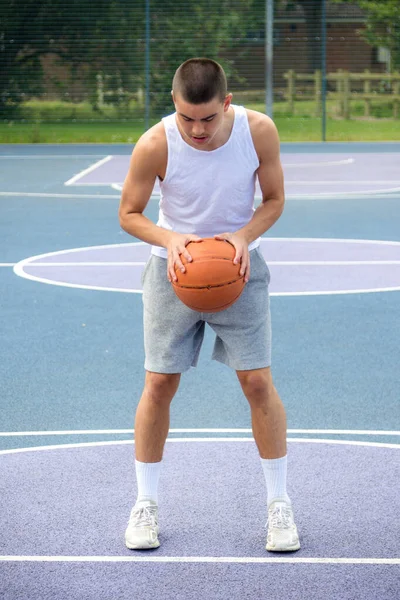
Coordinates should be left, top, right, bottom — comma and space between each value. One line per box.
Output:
171, 238, 245, 312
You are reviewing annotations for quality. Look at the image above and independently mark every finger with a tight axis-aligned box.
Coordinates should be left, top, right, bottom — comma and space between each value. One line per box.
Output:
175, 255, 186, 274
168, 261, 177, 282
181, 248, 193, 263
233, 250, 242, 265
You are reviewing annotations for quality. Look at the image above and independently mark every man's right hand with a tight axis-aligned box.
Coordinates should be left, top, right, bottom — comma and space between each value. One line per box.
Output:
167, 233, 203, 282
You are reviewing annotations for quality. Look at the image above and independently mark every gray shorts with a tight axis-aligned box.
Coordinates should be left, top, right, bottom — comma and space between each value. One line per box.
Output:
142, 247, 271, 373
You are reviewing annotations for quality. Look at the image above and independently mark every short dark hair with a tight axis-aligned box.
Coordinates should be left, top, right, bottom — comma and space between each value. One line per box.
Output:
172, 58, 228, 104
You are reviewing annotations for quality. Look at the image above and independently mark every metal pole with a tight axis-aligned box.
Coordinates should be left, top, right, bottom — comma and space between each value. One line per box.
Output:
145, 0, 150, 131
265, 0, 273, 118
321, 0, 327, 141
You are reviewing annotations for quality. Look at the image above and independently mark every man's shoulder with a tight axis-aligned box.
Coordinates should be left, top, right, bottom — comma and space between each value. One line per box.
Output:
244, 109, 280, 157
245, 109, 277, 135
136, 121, 167, 152
133, 121, 168, 170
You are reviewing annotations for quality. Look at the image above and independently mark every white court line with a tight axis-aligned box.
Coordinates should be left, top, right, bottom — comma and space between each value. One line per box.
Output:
0, 191, 120, 199
12, 237, 400, 296
0, 263, 15, 267
0, 555, 398, 565
64, 155, 113, 186
0, 155, 107, 159
21, 262, 147, 267
287, 180, 400, 185
15, 260, 400, 267
284, 158, 355, 167
0, 428, 398, 437
1, 438, 399, 456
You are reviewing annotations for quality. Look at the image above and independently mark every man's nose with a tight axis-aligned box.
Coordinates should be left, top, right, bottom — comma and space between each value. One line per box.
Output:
192, 122, 204, 135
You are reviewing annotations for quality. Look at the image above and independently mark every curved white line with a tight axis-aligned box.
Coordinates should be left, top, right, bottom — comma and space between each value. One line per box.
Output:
0, 428, 399, 437
12, 238, 400, 296
0, 438, 399, 456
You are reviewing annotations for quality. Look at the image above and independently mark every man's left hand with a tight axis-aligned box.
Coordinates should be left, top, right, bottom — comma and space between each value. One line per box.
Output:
214, 232, 250, 282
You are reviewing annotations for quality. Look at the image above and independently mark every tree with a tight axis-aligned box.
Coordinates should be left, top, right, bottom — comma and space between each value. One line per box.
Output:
145, 0, 254, 114
333, 0, 400, 69
0, 0, 145, 116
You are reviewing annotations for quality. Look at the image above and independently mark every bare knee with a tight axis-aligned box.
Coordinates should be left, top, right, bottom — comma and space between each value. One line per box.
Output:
237, 368, 275, 407
143, 371, 180, 406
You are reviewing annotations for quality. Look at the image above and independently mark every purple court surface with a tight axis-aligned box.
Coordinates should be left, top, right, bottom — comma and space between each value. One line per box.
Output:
65, 152, 400, 198
13, 237, 400, 295
1, 143, 399, 600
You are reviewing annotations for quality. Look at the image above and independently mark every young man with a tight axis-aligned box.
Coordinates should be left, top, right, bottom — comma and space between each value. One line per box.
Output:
119, 58, 300, 552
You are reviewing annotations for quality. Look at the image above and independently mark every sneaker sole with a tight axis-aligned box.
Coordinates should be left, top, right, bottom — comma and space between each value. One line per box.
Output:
266, 540, 301, 552
125, 539, 160, 550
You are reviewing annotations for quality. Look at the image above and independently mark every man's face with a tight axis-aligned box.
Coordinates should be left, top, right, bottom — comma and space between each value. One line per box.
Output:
172, 92, 232, 147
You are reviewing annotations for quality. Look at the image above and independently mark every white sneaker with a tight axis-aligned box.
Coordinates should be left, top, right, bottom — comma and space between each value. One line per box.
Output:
266, 500, 300, 552
125, 500, 160, 550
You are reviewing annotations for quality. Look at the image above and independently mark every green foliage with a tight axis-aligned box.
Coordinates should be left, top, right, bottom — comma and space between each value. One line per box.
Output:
0, 0, 144, 116
145, 0, 255, 115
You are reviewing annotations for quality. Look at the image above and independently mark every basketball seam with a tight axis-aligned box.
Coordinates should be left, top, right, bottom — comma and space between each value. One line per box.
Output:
188, 288, 244, 312
172, 278, 243, 290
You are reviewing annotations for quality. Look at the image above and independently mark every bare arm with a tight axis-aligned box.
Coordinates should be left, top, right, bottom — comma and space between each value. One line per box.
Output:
215, 111, 285, 281
118, 124, 201, 281
118, 124, 170, 247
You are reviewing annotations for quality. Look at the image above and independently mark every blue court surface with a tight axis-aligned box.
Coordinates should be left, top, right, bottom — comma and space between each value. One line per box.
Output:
0, 142, 399, 599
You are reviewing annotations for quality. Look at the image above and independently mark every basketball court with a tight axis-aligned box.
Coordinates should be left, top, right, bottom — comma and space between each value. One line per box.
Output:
0, 142, 399, 599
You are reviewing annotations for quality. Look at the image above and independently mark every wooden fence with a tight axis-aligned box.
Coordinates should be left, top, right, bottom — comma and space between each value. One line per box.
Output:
284, 70, 400, 118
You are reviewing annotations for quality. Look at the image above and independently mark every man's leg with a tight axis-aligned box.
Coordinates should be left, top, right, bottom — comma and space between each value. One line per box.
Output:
125, 371, 180, 550
237, 366, 300, 552
135, 371, 181, 463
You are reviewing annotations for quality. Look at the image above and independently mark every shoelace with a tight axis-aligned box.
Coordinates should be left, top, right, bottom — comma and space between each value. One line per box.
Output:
129, 505, 158, 528
267, 505, 293, 530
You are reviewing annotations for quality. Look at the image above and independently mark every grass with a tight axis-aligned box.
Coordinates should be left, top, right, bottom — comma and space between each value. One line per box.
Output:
1, 98, 400, 143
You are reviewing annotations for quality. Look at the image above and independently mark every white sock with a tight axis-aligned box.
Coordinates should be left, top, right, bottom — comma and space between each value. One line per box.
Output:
260, 455, 291, 508
135, 459, 162, 505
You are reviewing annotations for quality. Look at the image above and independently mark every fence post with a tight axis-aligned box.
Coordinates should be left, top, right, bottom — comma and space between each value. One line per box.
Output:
96, 73, 104, 109
315, 70, 322, 117
393, 72, 399, 118
343, 70, 350, 119
286, 69, 296, 114
364, 69, 371, 117
336, 69, 344, 117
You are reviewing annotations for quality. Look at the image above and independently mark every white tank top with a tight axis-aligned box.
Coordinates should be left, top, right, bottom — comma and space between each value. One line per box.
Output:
151, 104, 260, 258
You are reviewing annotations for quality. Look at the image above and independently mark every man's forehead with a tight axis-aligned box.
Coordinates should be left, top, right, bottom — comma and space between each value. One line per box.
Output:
173, 95, 223, 118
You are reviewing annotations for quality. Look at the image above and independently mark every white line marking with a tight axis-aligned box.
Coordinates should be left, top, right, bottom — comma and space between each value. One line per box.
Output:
286, 187, 400, 198
0, 429, 398, 437
0, 555, 398, 565
0, 191, 120, 199
12, 238, 400, 296
23, 262, 147, 267
18, 260, 400, 267
284, 158, 355, 168
64, 155, 113, 186
287, 180, 400, 185
0, 263, 15, 267
0, 155, 107, 159
0, 438, 399, 456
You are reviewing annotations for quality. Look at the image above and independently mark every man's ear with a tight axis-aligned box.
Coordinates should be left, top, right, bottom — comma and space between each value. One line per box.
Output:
224, 93, 233, 112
